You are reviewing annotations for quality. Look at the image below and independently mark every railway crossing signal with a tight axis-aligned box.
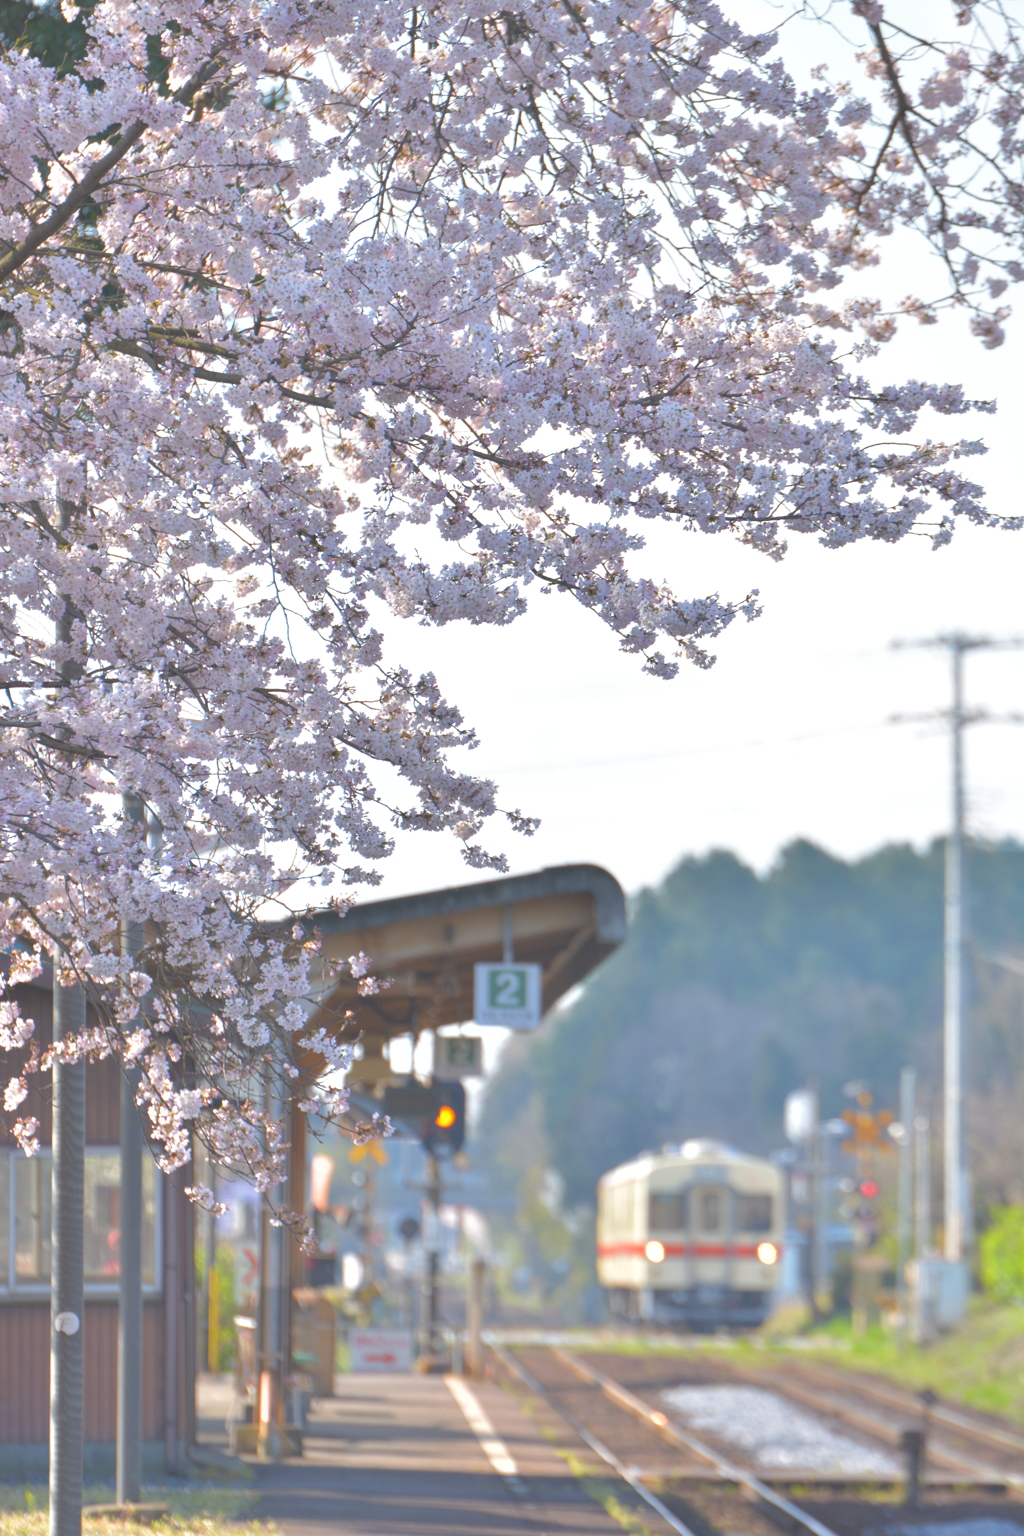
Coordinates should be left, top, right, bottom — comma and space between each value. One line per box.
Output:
841, 1091, 894, 1158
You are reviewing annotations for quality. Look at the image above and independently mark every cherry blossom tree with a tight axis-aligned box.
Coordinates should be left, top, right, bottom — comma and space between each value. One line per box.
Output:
0, 0, 1022, 1182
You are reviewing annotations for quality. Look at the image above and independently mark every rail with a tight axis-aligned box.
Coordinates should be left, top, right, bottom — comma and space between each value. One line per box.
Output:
488, 1341, 700, 1536
736, 1363, 1019, 1487
787, 1361, 1024, 1462
491, 1340, 843, 1536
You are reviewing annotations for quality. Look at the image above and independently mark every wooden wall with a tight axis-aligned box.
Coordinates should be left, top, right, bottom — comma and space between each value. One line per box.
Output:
0, 982, 195, 1466
0, 1301, 165, 1444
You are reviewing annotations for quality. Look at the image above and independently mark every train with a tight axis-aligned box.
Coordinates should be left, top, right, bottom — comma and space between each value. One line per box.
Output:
596, 1138, 785, 1329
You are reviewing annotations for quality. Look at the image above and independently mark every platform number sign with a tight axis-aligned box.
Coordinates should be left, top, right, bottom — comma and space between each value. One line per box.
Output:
433, 1033, 484, 1078
473, 962, 542, 1030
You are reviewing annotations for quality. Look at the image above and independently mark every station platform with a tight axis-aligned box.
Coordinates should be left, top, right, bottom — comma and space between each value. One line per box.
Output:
250, 1371, 679, 1536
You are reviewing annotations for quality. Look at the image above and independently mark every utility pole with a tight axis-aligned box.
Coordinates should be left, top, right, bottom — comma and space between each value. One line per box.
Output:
893, 633, 1023, 1262
944, 637, 967, 1262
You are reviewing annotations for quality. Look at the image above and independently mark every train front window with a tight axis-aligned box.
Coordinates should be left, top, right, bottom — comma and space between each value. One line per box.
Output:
736, 1194, 772, 1232
697, 1189, 722, 1232
649, 1192, 684, 1230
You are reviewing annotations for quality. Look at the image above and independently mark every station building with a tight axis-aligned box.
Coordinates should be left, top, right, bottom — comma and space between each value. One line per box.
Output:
0, 863, 624, 1474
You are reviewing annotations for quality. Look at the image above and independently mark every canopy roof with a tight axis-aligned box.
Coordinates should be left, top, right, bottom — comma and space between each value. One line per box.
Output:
299, 863, 625, 1041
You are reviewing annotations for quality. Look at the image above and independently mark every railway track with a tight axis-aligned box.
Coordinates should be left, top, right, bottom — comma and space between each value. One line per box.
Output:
487, 1339, 1024, 1536
744, 1358, 1024, 1485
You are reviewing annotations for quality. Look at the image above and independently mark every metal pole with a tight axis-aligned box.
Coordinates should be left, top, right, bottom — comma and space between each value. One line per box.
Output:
914, 1114, 931, 1258
50, 977, 86, 1536
813, 1121, 828, 1314
944, 642, 965, 1261
51, 503, 87, 1536
257, 1067, 285, 1460
901, 1428, 925, 1507
805, 1089, 821, 1321
425, 1154, 441, 1357
466, 1258, 486, 1378
205, 1170, 218, 1375
116, 1067, 143, 1503
896, 1068, 915, 1340
163, 1169, 180, 1475
117, 792, 146, 1505
503, 906, 514, 965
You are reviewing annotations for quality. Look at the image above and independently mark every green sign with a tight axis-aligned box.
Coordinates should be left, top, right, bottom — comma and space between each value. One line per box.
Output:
433, 1033, 484, 1078
473, 962, 542, 1030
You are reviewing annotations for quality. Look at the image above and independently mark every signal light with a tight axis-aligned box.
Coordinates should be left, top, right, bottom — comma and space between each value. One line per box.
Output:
756, 1241, 779, 1265
423, 1078, 466, 1154
645, 1240, 666, 1263
379, 1077, 467, 1153
859, 1179, 879, 1199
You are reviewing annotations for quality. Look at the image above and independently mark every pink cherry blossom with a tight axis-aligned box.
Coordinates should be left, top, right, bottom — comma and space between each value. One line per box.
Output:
0, 0, 1021, 1193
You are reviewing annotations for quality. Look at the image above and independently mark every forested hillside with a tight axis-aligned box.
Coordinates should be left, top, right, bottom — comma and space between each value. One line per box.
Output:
479, 840, 1024, 1221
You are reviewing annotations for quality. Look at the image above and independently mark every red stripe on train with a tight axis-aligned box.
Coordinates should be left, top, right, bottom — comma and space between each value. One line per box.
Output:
596, 1242, 775, 1259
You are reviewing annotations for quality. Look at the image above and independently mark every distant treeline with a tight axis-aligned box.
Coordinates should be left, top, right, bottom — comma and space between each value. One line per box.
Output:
480, 839, 1024, 1211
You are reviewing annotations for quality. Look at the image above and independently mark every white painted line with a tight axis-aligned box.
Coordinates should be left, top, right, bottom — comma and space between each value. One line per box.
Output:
446, 1375, 520, 1480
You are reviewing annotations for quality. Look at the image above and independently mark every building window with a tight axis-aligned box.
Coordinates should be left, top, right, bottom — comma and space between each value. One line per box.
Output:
14, 1154, 50, 1281
0, 1152, 8, 1287
1, 1149, 160, 1293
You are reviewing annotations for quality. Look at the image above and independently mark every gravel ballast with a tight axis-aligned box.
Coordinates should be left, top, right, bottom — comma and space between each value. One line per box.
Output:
661, 1383, 901, 1475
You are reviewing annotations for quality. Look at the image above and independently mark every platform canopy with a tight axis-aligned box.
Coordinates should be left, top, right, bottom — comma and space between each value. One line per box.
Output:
296, 863, 625, 1046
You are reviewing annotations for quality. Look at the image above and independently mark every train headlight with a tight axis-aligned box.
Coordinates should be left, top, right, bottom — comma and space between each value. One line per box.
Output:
756, 1241, 779, 1265
644, 1240, 666, 1263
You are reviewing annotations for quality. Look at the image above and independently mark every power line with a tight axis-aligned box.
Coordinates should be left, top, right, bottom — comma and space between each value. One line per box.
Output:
493, 718, 894, 777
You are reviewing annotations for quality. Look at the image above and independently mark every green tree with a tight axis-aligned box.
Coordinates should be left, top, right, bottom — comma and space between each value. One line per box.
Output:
980, 1207, 1024, 1302
479, 838, 1024, 1210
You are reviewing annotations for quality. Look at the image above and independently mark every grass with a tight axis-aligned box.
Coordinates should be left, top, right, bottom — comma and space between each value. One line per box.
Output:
513, 1298, 1024, 1424
0, 1469, 272, 1536
494, 1354, 659, 1533
559, 1453, 658, 1536
764, 1297, 1024, 1422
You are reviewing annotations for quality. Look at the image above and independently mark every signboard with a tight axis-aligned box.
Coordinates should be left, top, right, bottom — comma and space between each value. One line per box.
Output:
349, 1327, 413, 1373
784, 1087, 817, 1145
433, 1033, 484, 1078
473, 961, 542, 1030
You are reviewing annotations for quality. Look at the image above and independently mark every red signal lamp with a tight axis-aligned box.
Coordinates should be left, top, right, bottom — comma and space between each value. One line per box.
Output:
858, 1179, 879, 1199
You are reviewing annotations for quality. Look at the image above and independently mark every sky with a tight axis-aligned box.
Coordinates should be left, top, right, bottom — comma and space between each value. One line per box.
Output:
335, 2, 1024, 909
365, 308, 1024, 905
338, 4, 1024, 1099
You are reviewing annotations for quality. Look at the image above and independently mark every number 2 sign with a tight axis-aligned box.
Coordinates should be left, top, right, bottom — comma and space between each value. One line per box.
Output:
473, 962, 543, 1030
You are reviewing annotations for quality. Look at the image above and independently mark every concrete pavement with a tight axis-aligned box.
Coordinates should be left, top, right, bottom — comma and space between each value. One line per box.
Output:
249, 1371, 675, 1536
